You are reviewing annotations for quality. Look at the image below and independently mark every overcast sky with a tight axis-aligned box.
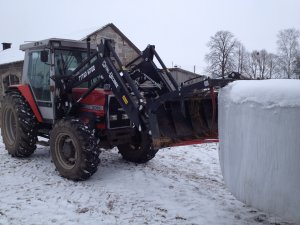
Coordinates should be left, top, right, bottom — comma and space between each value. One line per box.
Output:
1, 0, 300, 74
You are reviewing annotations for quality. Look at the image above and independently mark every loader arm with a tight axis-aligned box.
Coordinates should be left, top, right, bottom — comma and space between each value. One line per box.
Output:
53, 40, 180, 130
53, 39, 235, 149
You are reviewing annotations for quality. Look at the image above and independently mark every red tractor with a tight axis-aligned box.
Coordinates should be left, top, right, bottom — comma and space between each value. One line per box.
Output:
1, 38, 231, 180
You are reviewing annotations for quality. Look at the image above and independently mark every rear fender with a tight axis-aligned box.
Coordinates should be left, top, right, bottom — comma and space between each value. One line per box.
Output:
7, 85, 43, 122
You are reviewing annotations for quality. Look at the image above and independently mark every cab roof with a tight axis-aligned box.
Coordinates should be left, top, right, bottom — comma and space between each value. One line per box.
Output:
20, 38, 96, 51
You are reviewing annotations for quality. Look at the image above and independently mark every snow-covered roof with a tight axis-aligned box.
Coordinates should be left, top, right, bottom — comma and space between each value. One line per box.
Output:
0, 47, 24, 65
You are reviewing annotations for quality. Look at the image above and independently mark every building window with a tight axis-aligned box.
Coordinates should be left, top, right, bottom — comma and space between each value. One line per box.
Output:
3, 74, 19, 91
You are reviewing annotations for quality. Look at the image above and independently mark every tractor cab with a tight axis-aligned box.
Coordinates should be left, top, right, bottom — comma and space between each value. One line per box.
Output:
20, 39, 96, 122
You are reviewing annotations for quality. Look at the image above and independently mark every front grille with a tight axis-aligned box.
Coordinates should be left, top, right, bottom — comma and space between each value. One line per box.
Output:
107, 96, 131, 129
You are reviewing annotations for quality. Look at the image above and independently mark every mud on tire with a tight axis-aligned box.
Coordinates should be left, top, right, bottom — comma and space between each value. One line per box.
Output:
1, 91, 38, 157
50, 118, 100, 180
117, 132, 158, 163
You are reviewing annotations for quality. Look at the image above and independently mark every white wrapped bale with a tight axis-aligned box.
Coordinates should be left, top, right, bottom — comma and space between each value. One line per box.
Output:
218, 80, 300, 223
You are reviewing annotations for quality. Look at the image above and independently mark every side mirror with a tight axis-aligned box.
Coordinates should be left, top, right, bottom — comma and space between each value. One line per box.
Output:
40, 50, 49, 63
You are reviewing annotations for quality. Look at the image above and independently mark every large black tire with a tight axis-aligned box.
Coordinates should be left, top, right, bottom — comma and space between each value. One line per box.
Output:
117, 132, 158, 163
50, 118, 100, 180
1, 91, 38, 157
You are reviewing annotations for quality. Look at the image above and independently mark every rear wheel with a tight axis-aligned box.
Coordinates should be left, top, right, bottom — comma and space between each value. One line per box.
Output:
1, 91, 38, 157
50, 118, 100, 180
117, 132, 158, 163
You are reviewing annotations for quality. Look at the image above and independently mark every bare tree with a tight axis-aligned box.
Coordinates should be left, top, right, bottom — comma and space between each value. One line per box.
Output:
245, 51, 259, 79
267, 53, 280, 79
205, 31, 237, 78
245, 50, 279, 79
294, 55, 300, 79
277, 28, 300, 78
257, 50, 269, 79
235, 41, 248, 75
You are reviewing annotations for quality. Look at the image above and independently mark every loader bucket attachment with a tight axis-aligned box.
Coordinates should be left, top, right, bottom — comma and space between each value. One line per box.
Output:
148, 88, 218, 149
123, 45, 233, 149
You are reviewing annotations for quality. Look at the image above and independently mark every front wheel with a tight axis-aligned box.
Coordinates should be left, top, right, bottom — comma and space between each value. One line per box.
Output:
50, 118, 100, 180
117, 132, 158, 163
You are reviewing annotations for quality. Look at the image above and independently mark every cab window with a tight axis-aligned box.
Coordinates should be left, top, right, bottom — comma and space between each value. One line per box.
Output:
54, 49, 87, 76
27, 51, 51, 101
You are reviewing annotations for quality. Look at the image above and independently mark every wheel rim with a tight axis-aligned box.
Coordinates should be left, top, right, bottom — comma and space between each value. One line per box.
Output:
3, 107, 17, 145
55, 133, 78, 170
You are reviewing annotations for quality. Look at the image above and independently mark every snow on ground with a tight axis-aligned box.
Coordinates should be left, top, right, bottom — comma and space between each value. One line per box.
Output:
0, 136, 291, 225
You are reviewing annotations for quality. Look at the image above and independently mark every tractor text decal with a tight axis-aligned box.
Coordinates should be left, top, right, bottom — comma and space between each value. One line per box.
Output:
79, 65, 95, 81
102, 61, 119, 88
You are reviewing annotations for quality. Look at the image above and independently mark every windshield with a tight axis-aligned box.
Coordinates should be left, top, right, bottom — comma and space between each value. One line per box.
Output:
54, 49, 88, 76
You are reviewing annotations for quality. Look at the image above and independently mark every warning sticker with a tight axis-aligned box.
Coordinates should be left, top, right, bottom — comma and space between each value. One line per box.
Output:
122, 95, 129, 105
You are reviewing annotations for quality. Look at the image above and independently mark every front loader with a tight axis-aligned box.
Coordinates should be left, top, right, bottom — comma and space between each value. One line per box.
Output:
1, 38, 234, 180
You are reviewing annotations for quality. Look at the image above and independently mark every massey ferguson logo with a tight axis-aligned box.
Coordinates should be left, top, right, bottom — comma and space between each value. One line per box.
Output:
79, 65, 95, 81
102, 61, 119, 88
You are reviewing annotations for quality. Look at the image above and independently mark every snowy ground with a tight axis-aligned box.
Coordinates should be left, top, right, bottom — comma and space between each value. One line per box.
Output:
0, 137, 292, 225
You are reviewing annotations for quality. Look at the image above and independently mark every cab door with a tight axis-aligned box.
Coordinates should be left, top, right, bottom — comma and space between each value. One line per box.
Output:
26, 50, 54, 121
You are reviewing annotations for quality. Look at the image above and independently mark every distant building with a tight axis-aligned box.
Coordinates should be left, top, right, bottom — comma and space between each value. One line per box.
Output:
0, 23, 203, 102
81, 23, 140, 66
168, 67, 205, 85
0, 43, 23, 96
